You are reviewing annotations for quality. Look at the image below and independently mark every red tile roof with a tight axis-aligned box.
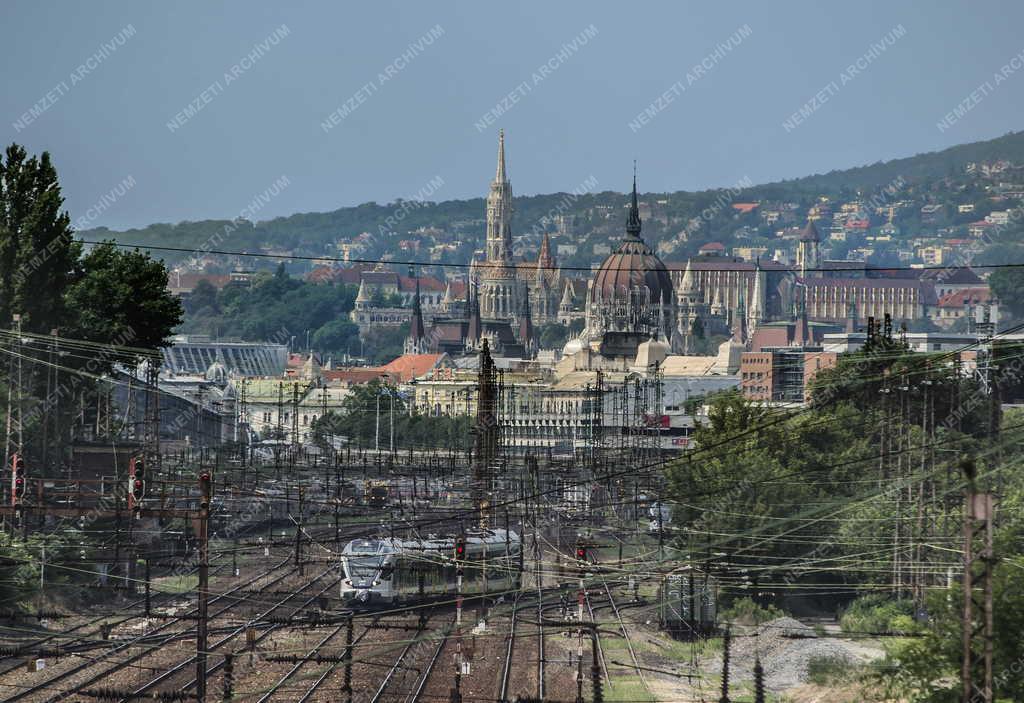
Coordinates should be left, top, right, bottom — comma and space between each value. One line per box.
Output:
398, 275, 446, 293
379, 353, 447, 382
936, 287, 992, 308
698, 242, 726, 253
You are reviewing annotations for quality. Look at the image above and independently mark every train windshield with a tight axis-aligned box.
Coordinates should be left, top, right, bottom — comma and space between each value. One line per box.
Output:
347, 557, 382, 578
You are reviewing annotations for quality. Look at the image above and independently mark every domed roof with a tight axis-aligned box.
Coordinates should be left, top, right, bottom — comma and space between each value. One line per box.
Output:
593, 239, 673, 304
592, 174, 673, 304
562, 336, 585, 356
205, 360, 228, 383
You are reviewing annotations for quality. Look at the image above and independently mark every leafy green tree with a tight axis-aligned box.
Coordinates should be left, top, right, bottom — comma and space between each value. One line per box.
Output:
64, 242, 183, 356
360, 324, 409, 364
0, 144, 81, 333
312, 319, 360, 355
538, 322, 569, 349
990, 266, 1024, 320
187, 279, 220, 315
311, 378, 472, 451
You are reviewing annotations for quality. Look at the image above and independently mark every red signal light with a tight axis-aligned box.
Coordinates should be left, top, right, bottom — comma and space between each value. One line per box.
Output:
12, 455, 25, 503
576, 547, 586, 560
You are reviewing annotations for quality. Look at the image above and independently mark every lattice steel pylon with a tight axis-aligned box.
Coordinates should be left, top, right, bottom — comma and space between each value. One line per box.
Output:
143, 354, 161, 476
961, 460, 996, 703
4, 315, 24, 488
473, 339, 499, 528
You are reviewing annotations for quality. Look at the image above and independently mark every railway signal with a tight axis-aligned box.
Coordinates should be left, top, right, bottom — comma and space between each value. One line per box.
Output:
454, 536, 466, 574
575, 544, 589, 575
128, 456, 146, 513
11, 454, 26, 505
199, 472, 212, 509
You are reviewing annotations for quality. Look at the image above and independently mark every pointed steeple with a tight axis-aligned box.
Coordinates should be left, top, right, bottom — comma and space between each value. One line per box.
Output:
355, 278, 370, 305
519, 293, 535, 356
537, 232, 555, 270
799, 217, 821, 242
711, 285, 725, 316
495, 128, 507, 184
408, 276, 425, 351
559, 280, 574, 309
680, 259, 695, 295
748, 258, 763, 327
626, 164, 642, 240
467, 282, 482, 343
732, 284, 747, 344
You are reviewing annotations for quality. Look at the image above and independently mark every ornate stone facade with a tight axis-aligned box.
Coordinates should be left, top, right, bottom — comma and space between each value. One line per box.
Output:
478, 130, 528, 322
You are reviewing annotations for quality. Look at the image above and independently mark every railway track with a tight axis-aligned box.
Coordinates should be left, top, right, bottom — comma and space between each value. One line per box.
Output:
591, 557, 648, 694
0, 559, 236, 679
496, 591, 520, 703
407, 618, 450, 703
293, 619, 373, 703
2, 557, 298, 702
118, 568, 341, 701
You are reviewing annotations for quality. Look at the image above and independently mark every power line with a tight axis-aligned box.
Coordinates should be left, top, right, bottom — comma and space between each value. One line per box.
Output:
78, 238, 1024, 275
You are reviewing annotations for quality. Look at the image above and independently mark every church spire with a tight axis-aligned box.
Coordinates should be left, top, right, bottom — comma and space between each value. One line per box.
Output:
732, 284, 747, 344
495, 128, 507, 183
680, 259, 695, 295
406, 273, 426, 354
626, 163, 642, 240
519, 293, 535, 357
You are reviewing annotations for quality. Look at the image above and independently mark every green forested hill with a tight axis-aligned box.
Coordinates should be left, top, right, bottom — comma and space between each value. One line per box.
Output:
81, 130, 1024, 272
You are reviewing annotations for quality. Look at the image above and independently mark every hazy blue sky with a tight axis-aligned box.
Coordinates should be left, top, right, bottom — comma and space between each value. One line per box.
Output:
3, 1, 1023, 230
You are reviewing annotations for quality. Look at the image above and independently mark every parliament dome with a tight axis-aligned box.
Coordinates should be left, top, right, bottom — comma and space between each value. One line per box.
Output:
592, 175, 673, 305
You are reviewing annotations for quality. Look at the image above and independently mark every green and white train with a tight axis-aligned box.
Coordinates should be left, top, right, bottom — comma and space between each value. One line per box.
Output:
340, 529, 521, 606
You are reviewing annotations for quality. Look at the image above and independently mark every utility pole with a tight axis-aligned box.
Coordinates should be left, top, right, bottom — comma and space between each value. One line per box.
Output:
291, 382, 300, 467
590, 625, 603, 703
295, 486, 304, 576
473, 340, 498, 528
275, 382, 284, 479
961, 459, 996, 703
719, 625, 731, 703
4, 315, 24, 522
375, 386, 381, 453
197, 471, 212, 702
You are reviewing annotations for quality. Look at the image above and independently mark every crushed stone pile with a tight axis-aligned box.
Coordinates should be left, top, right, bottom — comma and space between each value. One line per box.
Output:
710, 617, 881, 691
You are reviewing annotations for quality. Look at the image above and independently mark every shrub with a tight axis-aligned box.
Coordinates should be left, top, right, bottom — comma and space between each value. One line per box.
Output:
720, 597, 784, 626
839, 594, 922, 635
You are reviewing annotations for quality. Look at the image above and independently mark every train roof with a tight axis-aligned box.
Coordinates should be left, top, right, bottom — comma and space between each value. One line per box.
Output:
341, 529, 520, 557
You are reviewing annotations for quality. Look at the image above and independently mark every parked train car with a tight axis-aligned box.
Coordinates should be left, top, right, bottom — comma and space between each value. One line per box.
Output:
364, 480, 390, 509
658, 570, 718, 639
340, 529, 521, 605
647, 502, 672, 533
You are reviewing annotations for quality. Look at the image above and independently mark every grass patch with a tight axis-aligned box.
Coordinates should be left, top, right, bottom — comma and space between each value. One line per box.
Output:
806, 655, 857, 686
603, 676, 655, 703
153, 574, 199, 594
